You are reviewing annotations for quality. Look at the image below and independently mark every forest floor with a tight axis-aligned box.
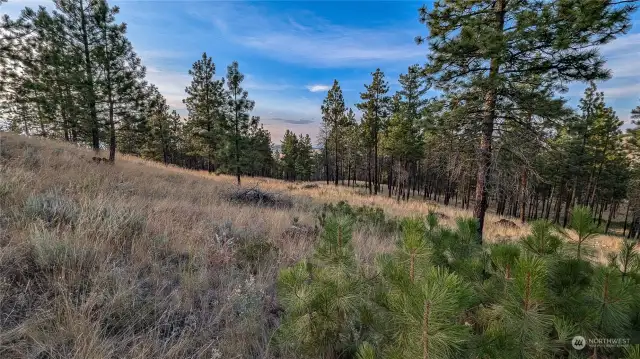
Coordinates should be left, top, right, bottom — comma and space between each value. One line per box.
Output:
0, 132, 627, 358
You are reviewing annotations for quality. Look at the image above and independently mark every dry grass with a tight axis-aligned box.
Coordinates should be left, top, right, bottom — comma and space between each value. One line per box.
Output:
0, 132, 626, 358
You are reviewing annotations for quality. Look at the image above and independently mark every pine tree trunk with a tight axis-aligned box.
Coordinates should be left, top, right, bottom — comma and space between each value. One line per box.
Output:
473, 0, 504, 243
589, 153, 608, 209
414, 162, 419, 197
207, 142, 213, 173
543, 187, 551, 220
79, 0, 100, 152
598, 202, 605, 226
423, 182, 428, 200
466, 180, 472, 210
520, 169, 527, 224
235, 96, 241, 185
554, 190, 562, 223
103, 28, 116, 163
38, 109, 47, 137
334, 129, 339, 186
21, 104, 30, 136
58, 83, 70, 142
623, 204, 630, 237
109, 116, 116, 162
374, 143, 379, 195
65, 85, 78, 142
605, 202, 615, 234
341, 151, 345, 186
367, 147, 372, 195
324, 139, 329, 185
388, 156, 393, 198
564, 179, 577, 227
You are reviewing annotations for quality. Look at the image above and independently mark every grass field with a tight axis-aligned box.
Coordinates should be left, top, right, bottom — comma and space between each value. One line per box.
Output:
0, 132, 627, 358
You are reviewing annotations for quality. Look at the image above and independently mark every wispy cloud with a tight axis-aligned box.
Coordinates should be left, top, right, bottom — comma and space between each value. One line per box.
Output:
203, 3, 425, 68
138, 49, 188, 61
306, 84, 330, 93
601, 33, 640, 79
244, 74, 294, 92
558, 31, 640, 116
270, 118, 316, 125
601, 82, 640, 99
252, 92, 322, 142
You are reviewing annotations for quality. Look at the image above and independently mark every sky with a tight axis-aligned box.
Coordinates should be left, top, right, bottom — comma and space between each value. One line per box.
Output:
2, 0, 640, 143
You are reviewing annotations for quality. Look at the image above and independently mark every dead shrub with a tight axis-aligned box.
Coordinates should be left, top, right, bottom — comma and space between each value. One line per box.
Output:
227, 186, 293, 208
494, 218, 518, 228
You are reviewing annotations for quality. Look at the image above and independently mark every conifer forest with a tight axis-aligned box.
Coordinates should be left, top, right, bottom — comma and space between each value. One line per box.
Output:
3, 0, 640, 358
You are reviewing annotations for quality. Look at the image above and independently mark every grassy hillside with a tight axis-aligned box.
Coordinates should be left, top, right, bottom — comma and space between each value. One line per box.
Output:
0, 133, 628, 358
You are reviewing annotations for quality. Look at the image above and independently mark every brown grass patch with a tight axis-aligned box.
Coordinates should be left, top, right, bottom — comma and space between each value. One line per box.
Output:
0, 132, 626, 357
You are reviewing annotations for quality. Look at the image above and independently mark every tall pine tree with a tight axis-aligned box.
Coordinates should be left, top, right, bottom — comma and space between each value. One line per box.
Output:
226, 61, 254, 185
183, 52, 227, 172
418, 0, 636, 242
321, 80, 348, 186
357, 68, 390, 195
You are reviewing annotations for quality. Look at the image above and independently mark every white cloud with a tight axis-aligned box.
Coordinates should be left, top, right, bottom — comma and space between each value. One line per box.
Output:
244, 74, 293, 92
137, 49, 188, 61
601, 83, 640, 99
306, 84, 330, 93
203, 3, 425, 68
602, 33, 640, 79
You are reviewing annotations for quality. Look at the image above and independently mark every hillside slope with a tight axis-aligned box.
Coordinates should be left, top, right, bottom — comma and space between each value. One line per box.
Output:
1, 133, 320, 358
0, 133, 625, 358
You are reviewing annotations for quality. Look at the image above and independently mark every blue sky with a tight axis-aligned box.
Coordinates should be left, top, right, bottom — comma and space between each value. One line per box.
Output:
3, 0, 640, 142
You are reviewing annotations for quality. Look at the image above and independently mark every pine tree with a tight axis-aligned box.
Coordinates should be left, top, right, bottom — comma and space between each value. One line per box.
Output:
0, 3, 33, 94
117, 81, 148, 155
277, 214, 368, 358
226, 61, 254, 185
357, 68, 390, 195
384, 68, 426, 200
398, 64, 429, 127
561, 206, 599, 261
418, 0, 636, 242
318, 119, 331, 184
321, 80, 348, 186
143, 85, 178, 165
94, 0, 145, 161
54, 0, 103, 151
183, 52, 227, 173
296, 134, 314, 181
3, 8, 60, 138
281, 130, 298, 181
343, 109, 360, 187
245, 120, 273, 177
